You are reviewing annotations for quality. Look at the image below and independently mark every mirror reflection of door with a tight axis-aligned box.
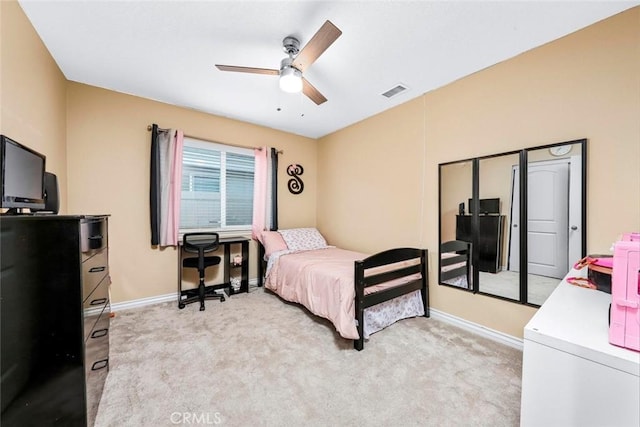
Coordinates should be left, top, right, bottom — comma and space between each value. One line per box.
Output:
510, 160, 569, 276
509, 145, 584, 305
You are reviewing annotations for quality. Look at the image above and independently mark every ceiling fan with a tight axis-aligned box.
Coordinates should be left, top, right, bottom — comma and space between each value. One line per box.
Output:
215, 20, 342, 105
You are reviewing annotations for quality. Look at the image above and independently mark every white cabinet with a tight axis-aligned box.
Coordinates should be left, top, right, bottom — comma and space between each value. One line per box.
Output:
521, 269, 640, 427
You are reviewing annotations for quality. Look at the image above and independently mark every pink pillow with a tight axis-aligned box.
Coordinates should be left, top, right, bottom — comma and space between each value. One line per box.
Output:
260, 231, 288, 258
278, 228, 328, 251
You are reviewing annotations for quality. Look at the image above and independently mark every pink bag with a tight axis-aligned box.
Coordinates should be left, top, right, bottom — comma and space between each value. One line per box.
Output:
568, 255, 613, 293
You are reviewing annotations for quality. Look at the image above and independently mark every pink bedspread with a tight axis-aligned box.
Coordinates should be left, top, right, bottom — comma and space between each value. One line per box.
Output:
265, 248, 365, 339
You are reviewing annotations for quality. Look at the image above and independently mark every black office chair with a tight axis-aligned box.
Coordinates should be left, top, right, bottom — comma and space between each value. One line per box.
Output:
179, 232, 225, 311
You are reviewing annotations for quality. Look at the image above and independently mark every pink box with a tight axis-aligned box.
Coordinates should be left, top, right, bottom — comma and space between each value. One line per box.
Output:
609, 233, 640, 351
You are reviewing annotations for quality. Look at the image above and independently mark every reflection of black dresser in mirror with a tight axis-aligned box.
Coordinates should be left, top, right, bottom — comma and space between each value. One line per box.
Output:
456, 215, 505, 273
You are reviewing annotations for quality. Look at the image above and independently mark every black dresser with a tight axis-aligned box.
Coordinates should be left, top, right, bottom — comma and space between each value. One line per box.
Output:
1, 215, 110, 426
456, 214, 505, 273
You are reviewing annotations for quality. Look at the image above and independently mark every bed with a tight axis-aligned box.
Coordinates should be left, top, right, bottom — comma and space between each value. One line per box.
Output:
257, 228, 429, 350
440, 240, 471, 289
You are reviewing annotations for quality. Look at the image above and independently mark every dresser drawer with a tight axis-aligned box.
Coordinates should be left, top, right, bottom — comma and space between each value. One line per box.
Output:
85, 355, 109, 427
84, 274, 110, 310
81, 218, 108, 260
85, 304, 109, 427
82, 277, 109, 340
82, 249, 109, 302
83, 276, 110, 339
85, 304, 110, 363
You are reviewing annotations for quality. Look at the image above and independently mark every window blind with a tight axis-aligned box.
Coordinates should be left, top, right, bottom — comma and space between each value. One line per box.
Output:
180, 141, 254, 231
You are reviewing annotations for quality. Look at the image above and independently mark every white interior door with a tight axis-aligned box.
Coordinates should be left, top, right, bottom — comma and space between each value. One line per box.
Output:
509, 160, 570, 278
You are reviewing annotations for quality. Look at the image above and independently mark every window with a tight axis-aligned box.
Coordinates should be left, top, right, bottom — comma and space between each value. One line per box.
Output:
180, 137, 254, 232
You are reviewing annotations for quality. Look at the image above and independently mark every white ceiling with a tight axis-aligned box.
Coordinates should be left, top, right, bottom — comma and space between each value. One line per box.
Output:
19, 1, 638, 139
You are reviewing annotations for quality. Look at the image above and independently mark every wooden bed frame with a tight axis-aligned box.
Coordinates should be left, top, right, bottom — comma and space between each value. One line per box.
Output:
440, 240, 471, 287
258, 244, 429, 350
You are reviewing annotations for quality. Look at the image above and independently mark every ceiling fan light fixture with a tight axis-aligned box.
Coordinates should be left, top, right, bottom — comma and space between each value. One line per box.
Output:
216, 21, 341, 105
279, 66, 302, 93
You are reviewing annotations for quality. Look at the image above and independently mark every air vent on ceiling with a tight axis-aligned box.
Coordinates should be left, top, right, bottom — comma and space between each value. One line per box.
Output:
381, 84, 408, 98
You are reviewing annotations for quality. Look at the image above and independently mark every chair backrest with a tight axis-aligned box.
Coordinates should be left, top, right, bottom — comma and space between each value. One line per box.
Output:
183, 233, 220, 257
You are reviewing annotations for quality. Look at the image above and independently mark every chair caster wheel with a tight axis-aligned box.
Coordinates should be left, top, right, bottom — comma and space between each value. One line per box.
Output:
178, 303, 185, 309
199, 306, 205, 311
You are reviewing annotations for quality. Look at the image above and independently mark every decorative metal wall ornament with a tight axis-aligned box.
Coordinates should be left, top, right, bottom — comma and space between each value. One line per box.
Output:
287, 164, 304, 194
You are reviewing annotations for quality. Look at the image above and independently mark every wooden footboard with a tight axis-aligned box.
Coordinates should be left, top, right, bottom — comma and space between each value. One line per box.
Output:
354, 248, 429, 351
257, 241, 265, 287
440, 240, 471, 285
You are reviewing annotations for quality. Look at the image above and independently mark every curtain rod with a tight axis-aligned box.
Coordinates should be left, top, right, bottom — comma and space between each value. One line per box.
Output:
147, 125, 283, 154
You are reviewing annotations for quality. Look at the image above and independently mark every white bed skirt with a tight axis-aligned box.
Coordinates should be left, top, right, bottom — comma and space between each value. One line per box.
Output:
363, 290, 425, 338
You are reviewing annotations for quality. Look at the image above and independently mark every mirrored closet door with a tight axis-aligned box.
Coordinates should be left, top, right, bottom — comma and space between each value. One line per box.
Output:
438, 139, 587, 307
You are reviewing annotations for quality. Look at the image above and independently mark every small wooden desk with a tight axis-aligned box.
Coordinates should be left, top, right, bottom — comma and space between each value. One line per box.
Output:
177, 236, 250, 307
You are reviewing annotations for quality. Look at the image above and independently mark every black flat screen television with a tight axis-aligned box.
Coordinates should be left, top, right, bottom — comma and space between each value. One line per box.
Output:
1, 135, 46, 213
468, 198, 500, 215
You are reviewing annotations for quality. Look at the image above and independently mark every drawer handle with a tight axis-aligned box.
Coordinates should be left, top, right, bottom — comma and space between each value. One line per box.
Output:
88, 235, 103, 240
90, 298, 108, 306
91, 359, 108, 371
89, 266, 106, 273
91, 328, 108, 339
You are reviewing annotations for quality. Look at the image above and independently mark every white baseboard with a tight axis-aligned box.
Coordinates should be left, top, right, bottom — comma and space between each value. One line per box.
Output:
429, 308, 523, 351
111, 292, 177, 311
111, 278, 260, 312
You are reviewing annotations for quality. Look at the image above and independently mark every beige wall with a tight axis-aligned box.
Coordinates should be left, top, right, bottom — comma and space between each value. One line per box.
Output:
66, 83, 317, 303
318, 97, 427, 252
0, 0, 68, 211
318, 7, 640, 338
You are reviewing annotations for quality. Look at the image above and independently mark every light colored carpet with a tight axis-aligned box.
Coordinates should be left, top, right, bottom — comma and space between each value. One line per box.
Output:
95, 287, 522, 427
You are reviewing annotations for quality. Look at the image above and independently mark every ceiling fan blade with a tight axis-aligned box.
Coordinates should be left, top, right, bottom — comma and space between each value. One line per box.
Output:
292, 20, 342, 72
215, 65, 279, 75
302, 78, 327, 105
